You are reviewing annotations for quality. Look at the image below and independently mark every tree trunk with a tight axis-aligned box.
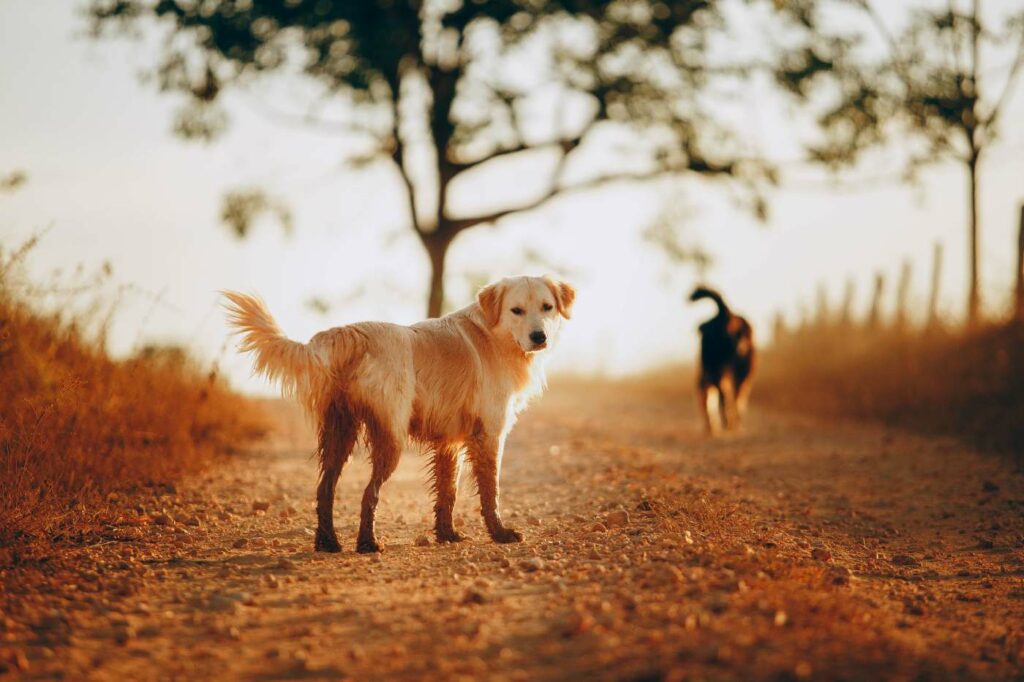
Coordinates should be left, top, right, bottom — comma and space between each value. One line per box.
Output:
423, 232, 453, 319
966, 154, 981, 328
927, 241, 943, 329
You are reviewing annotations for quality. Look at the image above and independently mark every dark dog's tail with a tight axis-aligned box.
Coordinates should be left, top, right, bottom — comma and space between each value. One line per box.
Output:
689, 286, 730, 317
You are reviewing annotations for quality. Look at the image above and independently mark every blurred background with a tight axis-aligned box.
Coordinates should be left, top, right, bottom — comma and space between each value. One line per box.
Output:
3, 0, 1024, 393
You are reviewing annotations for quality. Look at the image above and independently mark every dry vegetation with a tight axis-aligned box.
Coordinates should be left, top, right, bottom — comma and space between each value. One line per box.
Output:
758, 320, 1024, 456
0, 240, 267, 557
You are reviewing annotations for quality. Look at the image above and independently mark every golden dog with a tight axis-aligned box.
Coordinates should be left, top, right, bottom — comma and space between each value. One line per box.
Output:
223, 276, 574, 553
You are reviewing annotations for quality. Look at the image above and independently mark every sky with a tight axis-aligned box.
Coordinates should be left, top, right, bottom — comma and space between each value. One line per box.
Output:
3, 0, 1024, 395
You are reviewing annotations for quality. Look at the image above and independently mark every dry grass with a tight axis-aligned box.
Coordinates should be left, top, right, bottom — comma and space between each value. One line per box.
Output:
758, 320, 1024, 455
0, 240, 267, 554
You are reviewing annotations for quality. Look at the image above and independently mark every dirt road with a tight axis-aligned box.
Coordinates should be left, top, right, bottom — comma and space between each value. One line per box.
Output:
3, 377, 1024, 681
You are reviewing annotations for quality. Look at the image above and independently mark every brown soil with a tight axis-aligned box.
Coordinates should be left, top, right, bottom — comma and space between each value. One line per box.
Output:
3, 377, 1023, 681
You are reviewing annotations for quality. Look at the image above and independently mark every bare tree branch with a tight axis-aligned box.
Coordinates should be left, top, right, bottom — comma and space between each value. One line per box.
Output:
984, 21, 1024, 129
445, 156, 737, 234
240, 90, 386, 141
389, 91, 423, 236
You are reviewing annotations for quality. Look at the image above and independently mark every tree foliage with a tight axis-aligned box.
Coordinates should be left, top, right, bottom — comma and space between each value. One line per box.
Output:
776, 0, 1024, 323
88, 0, 802, 314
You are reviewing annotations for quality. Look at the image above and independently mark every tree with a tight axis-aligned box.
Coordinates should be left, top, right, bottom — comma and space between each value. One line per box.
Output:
88, 0, 791, 317
778, 0, 1024, 326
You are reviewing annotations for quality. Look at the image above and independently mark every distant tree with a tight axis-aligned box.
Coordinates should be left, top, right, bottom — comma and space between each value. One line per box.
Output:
0, 170, 27, 194
87, 0, 802, 316
779, 0, 1024, 326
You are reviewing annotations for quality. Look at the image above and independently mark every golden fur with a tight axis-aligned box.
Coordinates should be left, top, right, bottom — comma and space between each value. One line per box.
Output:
223, 276, 575, 553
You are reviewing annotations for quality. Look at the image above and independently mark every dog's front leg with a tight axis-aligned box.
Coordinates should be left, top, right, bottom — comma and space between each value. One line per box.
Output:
468, 432, 522, 544
431, 444, 465, 543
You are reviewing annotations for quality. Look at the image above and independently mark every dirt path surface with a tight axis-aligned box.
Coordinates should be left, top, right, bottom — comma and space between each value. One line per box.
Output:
3, 377, 1024, 681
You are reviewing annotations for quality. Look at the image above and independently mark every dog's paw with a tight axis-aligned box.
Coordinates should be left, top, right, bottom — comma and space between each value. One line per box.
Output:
491, 527, 524, 544
435, 529, 467, 544
314, 529, 342, 553
356, 537, 383, 554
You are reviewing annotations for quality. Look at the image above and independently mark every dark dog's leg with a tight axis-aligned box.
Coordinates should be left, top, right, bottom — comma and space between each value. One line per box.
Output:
468, 433, 522, 544
736, 377, 753, 424
356, 425, 400, 554
431, 444, 465, 543
700, 382, 721, 435
720, 373, 739, 430
314, 403, 358, 553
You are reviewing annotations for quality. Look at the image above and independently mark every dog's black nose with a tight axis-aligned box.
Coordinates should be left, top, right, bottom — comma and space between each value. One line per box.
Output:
529, 331, 547, 345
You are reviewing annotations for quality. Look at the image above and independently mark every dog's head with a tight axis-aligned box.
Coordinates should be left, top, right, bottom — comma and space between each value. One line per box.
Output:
477, 276, 575, 354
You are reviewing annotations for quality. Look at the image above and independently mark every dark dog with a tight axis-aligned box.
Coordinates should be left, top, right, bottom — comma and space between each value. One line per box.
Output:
689, 286, 756, 433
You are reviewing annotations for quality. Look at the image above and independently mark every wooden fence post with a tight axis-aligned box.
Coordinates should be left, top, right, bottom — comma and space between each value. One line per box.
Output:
839, 276, 855, 327
868, 271, 886, 329
773, 311, 787, 345
815, 281, 830, 328
895, 259, 912, 331
1016, 205, 1024, 322
927, 242, 943, 328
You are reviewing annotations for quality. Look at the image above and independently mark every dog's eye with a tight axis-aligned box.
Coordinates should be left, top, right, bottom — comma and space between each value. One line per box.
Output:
510, 307, 524, 316
542, 303, 553, 312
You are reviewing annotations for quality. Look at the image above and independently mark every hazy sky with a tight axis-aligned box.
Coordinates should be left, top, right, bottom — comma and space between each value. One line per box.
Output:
3, 1, 1024, 394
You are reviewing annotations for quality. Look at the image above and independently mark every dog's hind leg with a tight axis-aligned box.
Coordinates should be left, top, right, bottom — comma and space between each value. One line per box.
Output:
356, 421, 401, 554
314, 402, 358, 553
701, 383, 721, 435
719, 374, 739, 431
468, 432, 522, 544
430, 444, 465, 543
736, 378, 753, 424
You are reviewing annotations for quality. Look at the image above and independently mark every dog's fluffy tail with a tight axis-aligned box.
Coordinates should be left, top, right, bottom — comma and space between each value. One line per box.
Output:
689, 286, 730, 316
222, 291, 331, 416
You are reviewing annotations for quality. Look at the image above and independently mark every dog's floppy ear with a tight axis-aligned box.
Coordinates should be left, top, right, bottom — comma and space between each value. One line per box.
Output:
544, 277, 576, 319
477, 281, 505, 327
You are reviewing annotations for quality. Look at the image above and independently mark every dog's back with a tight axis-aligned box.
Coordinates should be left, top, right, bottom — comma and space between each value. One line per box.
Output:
698, 313, 754, 386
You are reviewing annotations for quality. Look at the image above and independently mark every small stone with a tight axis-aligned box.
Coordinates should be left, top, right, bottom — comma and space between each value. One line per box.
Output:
830, 565, 852, 585
605, 510, 630, 528
232, 538, 248, 549
463, 588, 488, 605
275, 558, 297, 571
683, 530, 695, 545
152, 512, 174, 526
565, 611, 594, 636
252, 500, 271, 512
10, 652, 29, 672
811, 547, 832, 562
414, 535, 431, 547
527, 516, 542, 526
774, 611, 788, 627
207, 594, 241, 613
114, 625, 136, 645
891, 554, 919, 567
137, 624, 161, 638
982, 480, 1000, 493
520, 557, 544, 573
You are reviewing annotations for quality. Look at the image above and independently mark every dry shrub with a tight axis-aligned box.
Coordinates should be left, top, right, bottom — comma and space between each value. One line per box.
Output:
759, 321, 1024, 455
0, 240, 267, 550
